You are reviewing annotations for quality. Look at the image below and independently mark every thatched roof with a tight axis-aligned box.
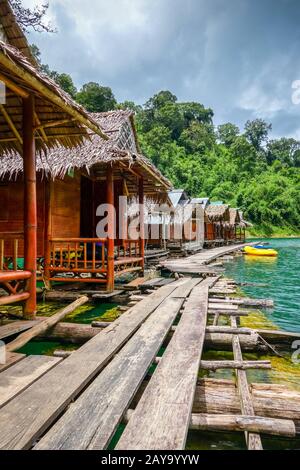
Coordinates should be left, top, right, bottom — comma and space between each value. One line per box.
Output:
238, 211, 253, 228
0, 110, 172, 194
0, 0, 36, 64
0, 40, 107, 154
205, 204, 230, 222
229, 208, 241, 226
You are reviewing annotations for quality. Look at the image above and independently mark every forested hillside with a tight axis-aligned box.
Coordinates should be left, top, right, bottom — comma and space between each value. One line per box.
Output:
33, 47, 300, 236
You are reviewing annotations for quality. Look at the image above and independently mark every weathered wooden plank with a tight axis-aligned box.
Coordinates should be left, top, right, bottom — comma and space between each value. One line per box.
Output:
7, 297, 89, 353
170, 277, 206, 299
0, 356, 62, 409
0, 279, 188, 450
0, 320, 38, 340
117, 277, 217, 450
0, 353, 26, 373
35, 297, 184, 450
231, 317, 263, 450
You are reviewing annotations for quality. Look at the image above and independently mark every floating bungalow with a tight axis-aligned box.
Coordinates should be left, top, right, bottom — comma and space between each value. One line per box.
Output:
204, 203, 230, 246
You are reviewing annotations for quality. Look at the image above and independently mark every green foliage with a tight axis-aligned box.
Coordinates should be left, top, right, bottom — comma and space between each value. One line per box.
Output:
244, 118, 272, 150
135, 91, 300, 234
76, 82, 117, 112
217, 122, 240, 147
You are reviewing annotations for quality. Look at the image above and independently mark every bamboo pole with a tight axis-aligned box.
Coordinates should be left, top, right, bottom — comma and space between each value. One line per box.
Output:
23, 95, 37, 319
124, 411, 295, 438
7, 296, 89, 353
106, 168, 115, 292
139, 177, 145, 270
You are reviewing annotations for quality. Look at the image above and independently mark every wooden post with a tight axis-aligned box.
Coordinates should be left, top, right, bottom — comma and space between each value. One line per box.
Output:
23, 95, 37, 319
139, 177, 145, 271
43, 180, 52, 290
106, 168, 115, 292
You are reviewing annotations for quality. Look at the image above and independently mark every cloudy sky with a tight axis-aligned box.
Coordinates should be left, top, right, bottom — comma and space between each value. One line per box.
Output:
24, 0, 300, 138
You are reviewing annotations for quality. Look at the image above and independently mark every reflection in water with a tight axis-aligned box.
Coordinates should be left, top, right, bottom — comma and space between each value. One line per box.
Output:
244, 255, 278, 265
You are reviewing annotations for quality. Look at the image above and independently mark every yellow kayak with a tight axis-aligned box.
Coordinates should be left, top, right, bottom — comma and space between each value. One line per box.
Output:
243, 246, 278, 257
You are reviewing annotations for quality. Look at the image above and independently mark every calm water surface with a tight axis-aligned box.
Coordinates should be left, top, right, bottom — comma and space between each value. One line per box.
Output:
225, 238, 300, 332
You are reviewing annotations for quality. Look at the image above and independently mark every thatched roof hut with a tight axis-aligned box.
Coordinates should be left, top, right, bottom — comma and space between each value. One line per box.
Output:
0, 109, 171, 194
0, 0, 36, 64
229, 208, 241, 226
238, 211, 253, 228
0, 40, 108, 155
205, 204, 230, 222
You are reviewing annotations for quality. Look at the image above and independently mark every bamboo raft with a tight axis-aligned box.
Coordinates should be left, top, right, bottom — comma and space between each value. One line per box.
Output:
0, 245, 299, 451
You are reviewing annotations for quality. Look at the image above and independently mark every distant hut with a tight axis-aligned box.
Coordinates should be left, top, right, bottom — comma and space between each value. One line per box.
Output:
204, 203, 230, 246
226, 208, 241, 242
164, 190, 205, 255
237, 211, 253, 242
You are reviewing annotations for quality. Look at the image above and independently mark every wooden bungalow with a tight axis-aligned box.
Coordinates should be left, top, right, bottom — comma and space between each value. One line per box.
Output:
0, 110, 172, 294
0, 1, 107, 317
236, 211, 252, 242
225, 208, 241, 243
204, 203, 230, 246
164, 190, 205, 255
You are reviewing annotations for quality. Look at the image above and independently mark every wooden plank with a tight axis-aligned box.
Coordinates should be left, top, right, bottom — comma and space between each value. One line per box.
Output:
0, 320, 37, 340
170, 277, 206, 299
0, 356, 62, 409
0, 353, 25, 373
231, 316, 263, 450
35, 297, 184, 450
0, 279, 189, 450
116, 277, 218, 450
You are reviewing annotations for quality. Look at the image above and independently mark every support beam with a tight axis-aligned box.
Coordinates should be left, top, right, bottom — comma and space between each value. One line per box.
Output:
23, 95, 37, 319
124, 411, 295, 438
106, 168, 115, 292
0, 104, 23, 144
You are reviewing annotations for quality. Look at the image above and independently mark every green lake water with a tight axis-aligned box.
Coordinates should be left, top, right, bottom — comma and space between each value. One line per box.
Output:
225, 238, 300, 333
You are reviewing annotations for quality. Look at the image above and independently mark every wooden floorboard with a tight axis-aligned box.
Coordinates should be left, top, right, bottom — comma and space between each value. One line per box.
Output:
0, 356, 62, 409
0, 278, 189, 450
0, 321, 37, 341
116, 277, 218, 450
35, 297, 184, 450
0, 353, 26, 373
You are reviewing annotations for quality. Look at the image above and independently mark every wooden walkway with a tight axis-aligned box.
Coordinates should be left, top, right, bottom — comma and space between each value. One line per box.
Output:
0, 244, 297, 451
162, 243, 253, 273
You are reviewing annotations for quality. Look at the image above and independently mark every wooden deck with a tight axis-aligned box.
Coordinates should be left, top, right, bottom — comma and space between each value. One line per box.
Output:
0, 243, 297, 451
162, 243, 253, 273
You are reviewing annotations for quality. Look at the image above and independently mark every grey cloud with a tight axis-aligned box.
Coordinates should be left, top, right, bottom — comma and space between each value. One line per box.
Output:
27, 0, 300, 138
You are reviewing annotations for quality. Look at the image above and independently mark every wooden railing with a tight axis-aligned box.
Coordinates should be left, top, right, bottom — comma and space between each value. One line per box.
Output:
117, 240, 141, 258
46, 238, 108, 284
0, 232, 24, 271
